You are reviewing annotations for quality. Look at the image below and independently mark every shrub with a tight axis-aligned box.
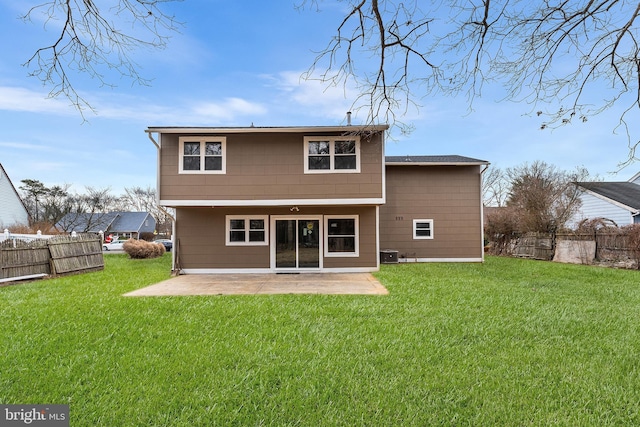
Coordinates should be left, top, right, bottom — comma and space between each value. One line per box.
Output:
484, 206, 521, 255
6, 222, 63, 235
139, 232, 156, 242
122, 238, 166, 259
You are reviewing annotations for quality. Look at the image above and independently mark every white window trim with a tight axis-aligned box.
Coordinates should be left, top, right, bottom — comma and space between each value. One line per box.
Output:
226, 215, 269, 246
304, 136, 361, 174
179, 136, 227, 174
413, 219, 434, 240
324, 215, 359, 257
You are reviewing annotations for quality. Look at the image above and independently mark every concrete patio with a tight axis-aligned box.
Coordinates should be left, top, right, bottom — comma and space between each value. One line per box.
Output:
123, 273, 388, 296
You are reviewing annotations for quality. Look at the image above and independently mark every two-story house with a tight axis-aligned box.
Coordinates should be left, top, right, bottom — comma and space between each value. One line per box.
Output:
146, 125, 488, 273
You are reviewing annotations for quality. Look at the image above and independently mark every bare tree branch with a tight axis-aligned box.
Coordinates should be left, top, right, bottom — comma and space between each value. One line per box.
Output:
301, 0, 640, 163
21, 0, 181, 116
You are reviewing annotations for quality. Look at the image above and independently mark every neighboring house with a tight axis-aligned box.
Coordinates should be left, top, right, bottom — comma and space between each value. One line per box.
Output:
569, 180, 640, 227
146, 125, 489, 273
56, 211, 156, 238
0, 163, 30, 228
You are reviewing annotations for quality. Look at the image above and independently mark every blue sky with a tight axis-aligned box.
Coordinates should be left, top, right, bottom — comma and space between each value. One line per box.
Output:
0, 0, 637, 195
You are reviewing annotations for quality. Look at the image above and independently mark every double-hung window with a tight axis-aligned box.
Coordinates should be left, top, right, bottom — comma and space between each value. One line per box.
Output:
179, 137, 226, 174
413, 219, 434, 239
325, 215, 359, 257
226, 216, 268, 246
304, 136, 360, 173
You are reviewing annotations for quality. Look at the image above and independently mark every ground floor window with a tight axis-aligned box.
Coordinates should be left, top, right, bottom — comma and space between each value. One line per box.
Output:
226, 215, 268, 245
413, 219, 434, 239
325, 215, 359, 257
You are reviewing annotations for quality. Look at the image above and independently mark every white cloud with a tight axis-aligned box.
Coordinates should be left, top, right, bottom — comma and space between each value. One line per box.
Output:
0, 141, 57, 152
0, 86, 73, 114
191, 98, 268, 122
268, 71, 357, 121
0, 82, 268, 126
266, 70, 437, 127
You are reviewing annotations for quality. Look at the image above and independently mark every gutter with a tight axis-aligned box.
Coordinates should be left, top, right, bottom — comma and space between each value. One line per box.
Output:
144, 131, 170, 224
385, 161, 489, 167
146, 130, 159, 149
145, 125, 389, 134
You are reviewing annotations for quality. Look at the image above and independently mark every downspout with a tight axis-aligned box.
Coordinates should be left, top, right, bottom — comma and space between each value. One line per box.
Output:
480, 164, 490, 262
146, 130, 178, 273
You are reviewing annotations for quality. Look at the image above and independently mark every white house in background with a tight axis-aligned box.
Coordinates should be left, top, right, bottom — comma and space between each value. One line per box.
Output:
0, 163, 29, 228
569, 176, 640, 228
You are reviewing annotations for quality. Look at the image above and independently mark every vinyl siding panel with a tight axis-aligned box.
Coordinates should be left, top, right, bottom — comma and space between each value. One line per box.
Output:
380, 165, 484, 260
0, 167, 29, 227
568, 192, 634, 227
160, 132, 384, 203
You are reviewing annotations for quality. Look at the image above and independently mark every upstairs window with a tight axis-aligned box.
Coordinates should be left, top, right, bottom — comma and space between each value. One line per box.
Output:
179, 137, 226, 174
304, 136, 360, 173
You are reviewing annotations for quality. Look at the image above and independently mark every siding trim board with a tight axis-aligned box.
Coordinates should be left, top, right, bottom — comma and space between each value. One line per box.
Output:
399, 258, 484, 263
161, 198, 385, 207
181, 267, 378, 274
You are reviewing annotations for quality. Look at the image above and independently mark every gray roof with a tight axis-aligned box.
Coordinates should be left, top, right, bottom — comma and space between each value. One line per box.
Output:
56, 212, 155, 234
112, 212, 155, 233
576, 182, 640, 211
385, 155, 489, 165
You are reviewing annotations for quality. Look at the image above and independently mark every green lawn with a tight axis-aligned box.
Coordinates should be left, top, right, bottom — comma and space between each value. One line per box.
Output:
2, 255, 640, 426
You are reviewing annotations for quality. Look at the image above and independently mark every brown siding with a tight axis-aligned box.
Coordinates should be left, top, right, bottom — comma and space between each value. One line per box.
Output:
380, 165, 484, 260
176, 207, 270, 269
175, 206, 378, 270
160, 132, 384, 202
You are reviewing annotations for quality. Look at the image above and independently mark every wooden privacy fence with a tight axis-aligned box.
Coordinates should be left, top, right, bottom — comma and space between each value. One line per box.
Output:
556, 231, 634, 261
512, 233, 554, 260
504, 231, 637, 264
0, 234, 103, 281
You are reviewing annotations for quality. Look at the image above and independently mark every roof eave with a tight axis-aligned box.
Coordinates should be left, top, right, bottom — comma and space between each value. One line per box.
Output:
145, 125, 389, 134
385, 161, 489, 167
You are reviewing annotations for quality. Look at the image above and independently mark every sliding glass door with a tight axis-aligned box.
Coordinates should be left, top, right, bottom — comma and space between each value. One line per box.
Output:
274, 218, 321, 270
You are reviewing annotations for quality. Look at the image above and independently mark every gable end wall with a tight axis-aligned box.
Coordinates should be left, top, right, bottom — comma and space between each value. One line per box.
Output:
0, 167, 29, 227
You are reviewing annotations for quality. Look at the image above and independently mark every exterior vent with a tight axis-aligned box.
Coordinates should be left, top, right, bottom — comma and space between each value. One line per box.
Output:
380, 250, 399, 264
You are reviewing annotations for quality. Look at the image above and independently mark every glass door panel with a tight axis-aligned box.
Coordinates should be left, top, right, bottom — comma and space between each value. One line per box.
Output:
298, 220, 320, 268
275, 220, 296, 268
